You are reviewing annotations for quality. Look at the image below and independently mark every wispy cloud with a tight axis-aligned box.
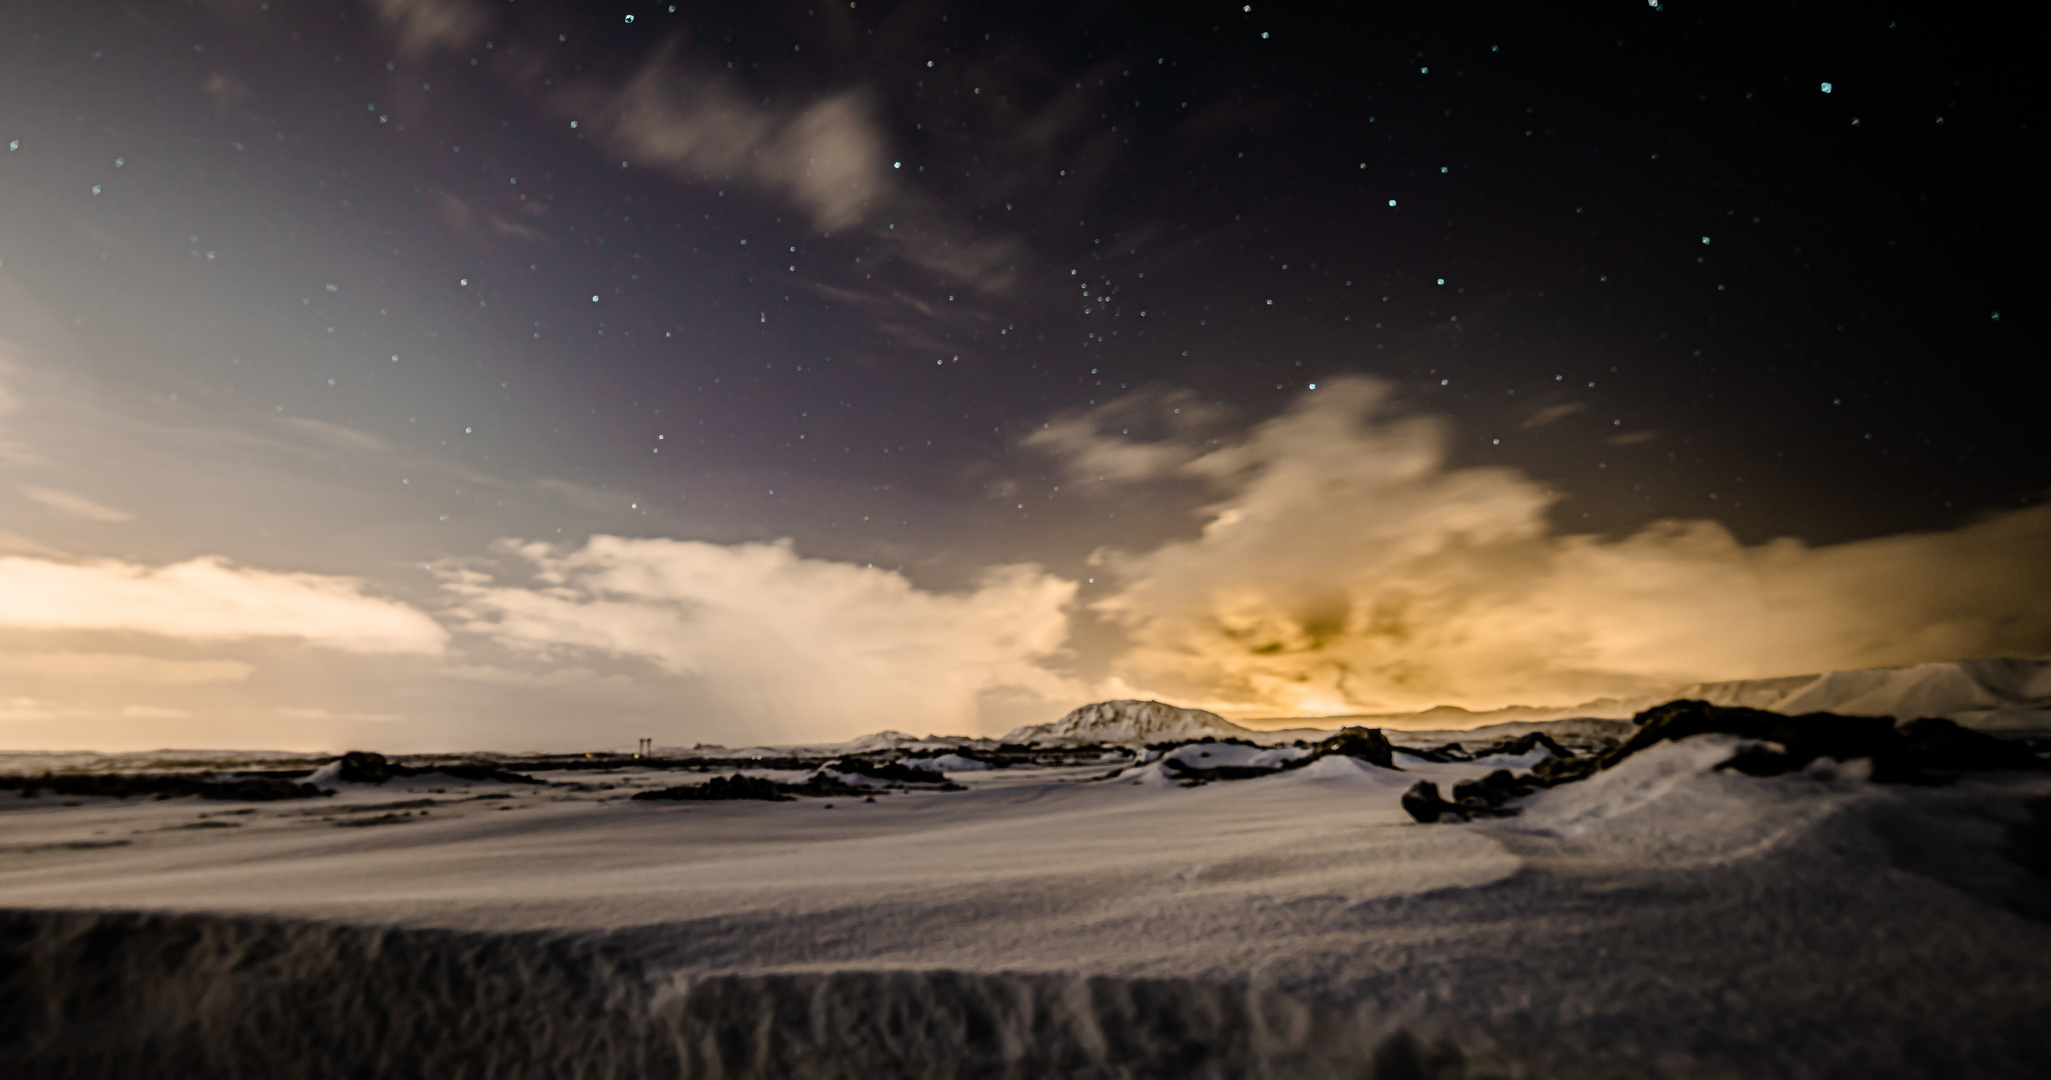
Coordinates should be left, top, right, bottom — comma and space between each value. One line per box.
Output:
574, 52, 1019, 291
365, 0, 488, 61
0, 555, 447, 655
445, 536, 1078, 739
0, 652, 254, 685
19, 486, 131, 523
1025, 387, 1232, 482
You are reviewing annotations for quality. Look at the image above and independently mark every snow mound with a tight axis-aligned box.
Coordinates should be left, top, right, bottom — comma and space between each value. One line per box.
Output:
1289, 754, 1413, 785
1003, 699, 1257, 745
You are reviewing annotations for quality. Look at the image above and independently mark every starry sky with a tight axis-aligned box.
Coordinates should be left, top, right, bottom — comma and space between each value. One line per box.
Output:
1, 0, 2044, 752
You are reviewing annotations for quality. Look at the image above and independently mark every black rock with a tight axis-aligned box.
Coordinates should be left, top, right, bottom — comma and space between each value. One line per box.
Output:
1401, 781, 1449, 823
431, 762, 548, 785
821, 758, 950, 785
1396, 742, 1471, 764
0, 772, 328, 802
1306, 727, 1399, 769
1530, 754, 1601, 786
1450, 778, 1508, 807
1897, 716, 2044, 772
335, 751, 406, 784
632, 774, 795, 802
1471, 731, 1573, 761
1713, 744, 1799, 777
197, 778, 328, 802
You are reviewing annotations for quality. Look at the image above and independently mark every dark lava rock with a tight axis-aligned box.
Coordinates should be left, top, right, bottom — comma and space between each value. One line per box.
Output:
633, 774, 795, 802
1897, 716, 2044, 772
198, 778, 328, 802
1162, 759, 1279, 784
1304, 727, 1399, 769
1401, 781, 1449, 824
0, 772, 328, 802
1450, 770, 1534, 808
1407, 772, 1532, 824
1396, 742, 1471, 764
1713, 744, 1800, 777
1472, 731, 1572, 761
1534, 700, 2047, 789
334, 751, 405, 784
1529, 754, 1602, 786
429, 762, 548, 785
822, 758, 951, 785
331, 751, 542, 786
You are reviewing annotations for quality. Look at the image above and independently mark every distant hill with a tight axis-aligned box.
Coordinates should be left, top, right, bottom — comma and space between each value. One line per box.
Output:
837, 658, 2051, 753
1245, 657, 2051, 734
1001, 700, 1261, 746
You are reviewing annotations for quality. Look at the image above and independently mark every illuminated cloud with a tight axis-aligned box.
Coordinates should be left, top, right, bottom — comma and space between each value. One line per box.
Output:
0, 555, 447, 655
0, 652, 254, 685
1042, 377, 2051, 716
19, 485, 131, 523
446, 537, 1079, 739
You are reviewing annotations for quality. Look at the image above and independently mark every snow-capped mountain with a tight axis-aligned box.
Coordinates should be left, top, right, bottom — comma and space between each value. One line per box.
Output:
1000, 699, 1259, 746
1682, 657, 2051, 729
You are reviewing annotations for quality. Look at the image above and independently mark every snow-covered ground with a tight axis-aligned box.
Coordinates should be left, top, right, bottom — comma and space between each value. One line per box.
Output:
3, 728, 2048, 1077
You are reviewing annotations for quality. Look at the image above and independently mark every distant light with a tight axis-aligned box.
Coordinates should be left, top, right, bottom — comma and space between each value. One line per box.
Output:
1308, 383, 1317, 389
624, 13, 634, 22
1388, 199, 1397, 206
1437, 278, 1445, 285
1701, 236, 1710, 244
591, 295, 599, 302
1821, 82, 1833, 93
569, 120, 578, 128
893, 161, 901, 168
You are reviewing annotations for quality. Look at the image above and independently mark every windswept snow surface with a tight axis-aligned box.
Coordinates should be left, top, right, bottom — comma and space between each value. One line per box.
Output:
2, 732, 2049, 1077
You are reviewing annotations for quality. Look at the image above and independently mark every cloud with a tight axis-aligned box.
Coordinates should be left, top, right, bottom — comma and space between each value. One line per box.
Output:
0, 652, 254, 685
435, 190, 546, 246
0, 555, 447, 654
1024, 387, 1230, 482
202, 71, 252, 110
1522, 402, 1587, 429
365, 0, 488, 61
117, 705, 192, 720
20, 485, 131, 523
445, 536, 1078, 739
274, 707, 402, 723
578, 53, 1018, 290
1055, 377, 2051, 717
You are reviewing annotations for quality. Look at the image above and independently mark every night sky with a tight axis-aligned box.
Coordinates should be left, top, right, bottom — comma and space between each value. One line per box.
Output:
1, 0, 2043, 752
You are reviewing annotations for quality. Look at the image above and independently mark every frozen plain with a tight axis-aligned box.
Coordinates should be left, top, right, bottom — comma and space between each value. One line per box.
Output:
3, 661, 2050, 1078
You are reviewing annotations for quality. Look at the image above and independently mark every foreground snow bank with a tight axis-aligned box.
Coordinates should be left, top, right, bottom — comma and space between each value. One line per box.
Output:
0, 907, 1490, 1080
